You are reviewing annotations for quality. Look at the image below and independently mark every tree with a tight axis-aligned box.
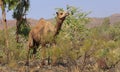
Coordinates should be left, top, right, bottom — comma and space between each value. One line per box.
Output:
0, 0, 9, 63
12, 0, 30, 42
0, 0, 30, 63
54, 5, 90, 71
1, 0, 30, 43
64, 5, 90, 53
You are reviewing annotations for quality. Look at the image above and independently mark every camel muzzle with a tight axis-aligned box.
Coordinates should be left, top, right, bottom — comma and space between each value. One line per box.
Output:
66, 12, 69, 16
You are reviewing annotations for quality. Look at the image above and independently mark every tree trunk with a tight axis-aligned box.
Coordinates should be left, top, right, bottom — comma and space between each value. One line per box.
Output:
16, 17, 22, 43
1, 1, 9, 63
16, 20, 20, 43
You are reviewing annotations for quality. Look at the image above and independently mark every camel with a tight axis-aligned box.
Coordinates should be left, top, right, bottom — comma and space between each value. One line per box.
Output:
26, 10, 69, 66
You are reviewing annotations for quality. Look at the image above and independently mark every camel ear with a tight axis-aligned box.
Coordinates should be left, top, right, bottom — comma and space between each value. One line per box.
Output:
56, 12, 58, 15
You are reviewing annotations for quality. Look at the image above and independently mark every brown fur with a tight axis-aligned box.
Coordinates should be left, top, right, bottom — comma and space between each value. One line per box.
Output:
26, 11, 69, 66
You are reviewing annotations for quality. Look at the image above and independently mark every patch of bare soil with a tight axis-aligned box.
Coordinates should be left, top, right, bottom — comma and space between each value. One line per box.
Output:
0, 60, 69, 72
0, 58, 120, 72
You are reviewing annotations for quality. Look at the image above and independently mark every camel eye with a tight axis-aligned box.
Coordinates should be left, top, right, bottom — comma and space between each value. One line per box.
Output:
60, 13, 63, 15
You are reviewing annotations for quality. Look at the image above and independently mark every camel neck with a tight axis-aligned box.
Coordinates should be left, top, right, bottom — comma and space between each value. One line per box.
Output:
54, 17, 65, 37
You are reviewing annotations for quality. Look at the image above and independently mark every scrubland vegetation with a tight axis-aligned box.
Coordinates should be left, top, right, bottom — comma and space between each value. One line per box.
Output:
0, 6, 120, 72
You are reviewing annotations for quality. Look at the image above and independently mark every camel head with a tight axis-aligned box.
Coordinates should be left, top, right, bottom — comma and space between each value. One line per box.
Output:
56, 11, 69, 20
53, 10, 69, 37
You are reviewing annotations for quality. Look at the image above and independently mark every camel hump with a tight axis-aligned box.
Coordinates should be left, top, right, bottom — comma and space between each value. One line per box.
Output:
38, 18, 46, 23
38, 18, 51, 25
36, 18, 46, 26
40, 18, 45, 21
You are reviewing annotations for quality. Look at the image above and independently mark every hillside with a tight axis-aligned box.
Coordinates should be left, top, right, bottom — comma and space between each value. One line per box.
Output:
0, 14, 120, 30
87, 13, 120, 28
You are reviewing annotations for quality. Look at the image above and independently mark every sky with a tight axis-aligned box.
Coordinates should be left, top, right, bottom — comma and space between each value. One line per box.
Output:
0, 0, 120, 19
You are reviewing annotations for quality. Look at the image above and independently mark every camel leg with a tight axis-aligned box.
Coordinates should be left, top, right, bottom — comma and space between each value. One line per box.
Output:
41, 50, 46, 65
31, 47, 37, 62
41, 44, 47, 65
25, 33, 34, 66
26, 47, 36, 66
26, 48, 30, 66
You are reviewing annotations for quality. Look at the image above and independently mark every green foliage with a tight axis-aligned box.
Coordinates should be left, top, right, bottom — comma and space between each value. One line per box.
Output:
109, 24, 120, 41
12, 0, 30, 19
2, 0, 30, 37
53, 5, 90, 61
0, 27, 27, 62
0, 30, 5, 58
3, 0, 18, 10
102, 17, 110, 27
8, 28, 27, 60
17, 18, 30, 37
2, 0, 29, 14
12, 0, 30, 37
0, 30, 5, 46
